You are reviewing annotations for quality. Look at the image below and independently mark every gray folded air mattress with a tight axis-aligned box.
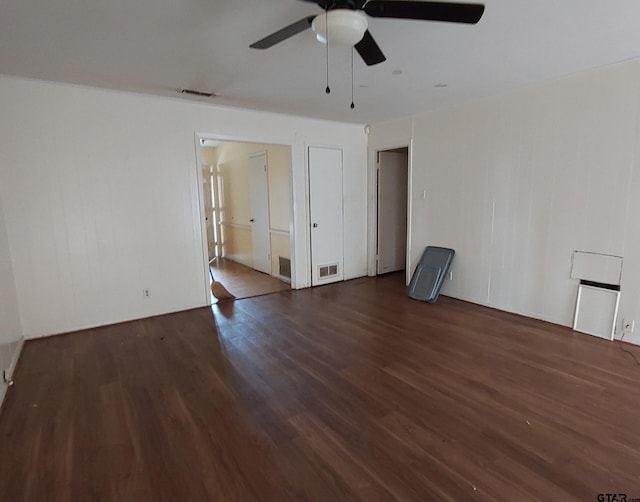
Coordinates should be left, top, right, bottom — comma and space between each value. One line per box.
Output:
407, 246, 455, 303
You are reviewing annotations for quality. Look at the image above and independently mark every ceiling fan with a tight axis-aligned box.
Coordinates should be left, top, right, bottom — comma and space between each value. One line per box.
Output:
250, 1, 485, 66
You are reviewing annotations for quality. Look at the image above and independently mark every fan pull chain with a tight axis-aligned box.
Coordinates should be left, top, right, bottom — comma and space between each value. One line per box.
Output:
350, 47, 355, 109
325, 8, 330, 94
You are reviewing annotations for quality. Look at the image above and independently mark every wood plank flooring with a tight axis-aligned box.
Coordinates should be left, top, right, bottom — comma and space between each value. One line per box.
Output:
210, 257, 290, 300
1, 273, 640, 501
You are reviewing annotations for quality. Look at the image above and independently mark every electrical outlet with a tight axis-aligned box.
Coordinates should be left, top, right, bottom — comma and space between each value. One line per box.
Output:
623, 318, 635, 333
143, 289, 151, 299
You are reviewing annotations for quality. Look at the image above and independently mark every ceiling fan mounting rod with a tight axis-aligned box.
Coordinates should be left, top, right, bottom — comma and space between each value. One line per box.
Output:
314, 0, 366, 10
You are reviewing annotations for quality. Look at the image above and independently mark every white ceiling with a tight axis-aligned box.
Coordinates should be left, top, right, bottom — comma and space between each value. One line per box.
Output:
1, 0, 640, 124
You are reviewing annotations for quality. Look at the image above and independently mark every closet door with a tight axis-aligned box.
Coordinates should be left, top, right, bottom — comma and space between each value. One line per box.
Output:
248, 152, 271, 275
308, 146, 344, 286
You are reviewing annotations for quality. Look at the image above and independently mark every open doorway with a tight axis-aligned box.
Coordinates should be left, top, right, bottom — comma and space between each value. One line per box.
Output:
376, 147, 409, 278
198, 138, 293, 302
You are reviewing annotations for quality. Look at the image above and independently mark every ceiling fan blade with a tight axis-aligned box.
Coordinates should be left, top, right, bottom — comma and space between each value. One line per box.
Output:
355, 30, 386, 66
297, 0, 335, 10
364, 1, 485, 24
250, 16, 316, 49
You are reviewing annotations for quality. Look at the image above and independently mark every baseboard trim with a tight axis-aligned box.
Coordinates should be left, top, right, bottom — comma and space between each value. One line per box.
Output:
1, 336, 24, 410
4, 337, 25, 384
276, 275, 291, 284
0, 384, 7, 412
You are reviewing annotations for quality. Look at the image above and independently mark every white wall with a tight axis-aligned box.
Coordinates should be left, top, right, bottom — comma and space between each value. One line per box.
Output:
368, 61, 640, 345
216, 143, 253, 267
0, 76, 368, 339
0, 196, 23, 404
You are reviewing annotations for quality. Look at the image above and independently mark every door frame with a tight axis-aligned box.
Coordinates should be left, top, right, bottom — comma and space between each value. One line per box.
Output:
367, 141, 413, 284
376, 149, 409, 276
194, 133, 296, 305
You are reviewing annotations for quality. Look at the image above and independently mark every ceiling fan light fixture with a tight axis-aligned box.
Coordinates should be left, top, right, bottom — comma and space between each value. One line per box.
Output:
311, 10, 368, 46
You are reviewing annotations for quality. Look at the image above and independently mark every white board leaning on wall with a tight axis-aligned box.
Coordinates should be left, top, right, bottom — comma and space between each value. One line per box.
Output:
571, 251, 622, 341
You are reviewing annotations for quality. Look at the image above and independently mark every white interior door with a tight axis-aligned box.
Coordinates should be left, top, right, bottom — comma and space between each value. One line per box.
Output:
248, 152, 271, 275
309, 146, 344, 286
202, 164, 216, 260
377, 150, 408, 274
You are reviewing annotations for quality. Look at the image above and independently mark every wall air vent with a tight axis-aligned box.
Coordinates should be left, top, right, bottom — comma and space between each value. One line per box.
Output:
279, 257, 291, 279
319, 263, 339, 278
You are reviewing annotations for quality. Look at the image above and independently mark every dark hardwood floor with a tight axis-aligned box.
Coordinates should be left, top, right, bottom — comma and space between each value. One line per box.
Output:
210, 257, 290, 301
1, 273, 640, 501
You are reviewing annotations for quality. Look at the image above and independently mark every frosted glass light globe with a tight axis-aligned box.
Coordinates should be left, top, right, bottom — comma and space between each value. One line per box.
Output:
311, 10, 368, 46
